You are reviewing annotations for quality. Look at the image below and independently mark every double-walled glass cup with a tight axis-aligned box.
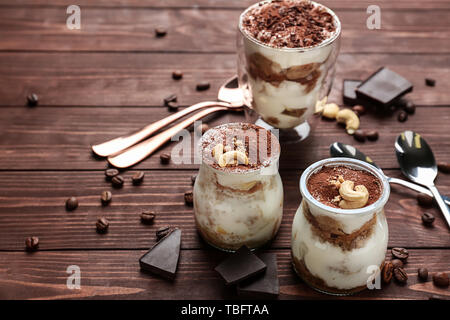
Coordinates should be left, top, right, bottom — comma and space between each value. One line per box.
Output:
291, 158, 390, 295
193, 123, 283, 252
237, 0, 341, 141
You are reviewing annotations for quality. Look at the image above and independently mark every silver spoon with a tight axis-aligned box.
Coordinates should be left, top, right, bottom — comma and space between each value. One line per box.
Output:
329, 142, 450, 206
395, 131, 450, 227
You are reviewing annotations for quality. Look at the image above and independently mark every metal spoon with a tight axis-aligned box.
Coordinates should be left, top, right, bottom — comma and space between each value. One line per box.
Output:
329, 142, 450, 206
395, 131, 450, 227
92, 76, 243, 157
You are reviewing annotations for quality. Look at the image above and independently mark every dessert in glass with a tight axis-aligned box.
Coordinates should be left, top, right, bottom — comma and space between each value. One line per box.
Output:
237, 0, 341, 141
193, 123, 283, 252
291, 158, 390, 295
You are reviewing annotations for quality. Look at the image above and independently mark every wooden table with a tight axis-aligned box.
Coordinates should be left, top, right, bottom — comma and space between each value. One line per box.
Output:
0, 0, 449, 300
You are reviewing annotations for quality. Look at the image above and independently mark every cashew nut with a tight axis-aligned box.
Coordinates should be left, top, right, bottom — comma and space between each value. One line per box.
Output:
218, 150, 249, 168
314, 96, 328, 114
212, 143, 224, 163
338, 180, 369, 209
336, 109, 360, 135
322, 103, 340, 119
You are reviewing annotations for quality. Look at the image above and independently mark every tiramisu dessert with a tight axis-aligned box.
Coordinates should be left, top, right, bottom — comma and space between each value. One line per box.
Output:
238, 0, 341, 129
193, 123, 283, 252
291, 158, 390, 295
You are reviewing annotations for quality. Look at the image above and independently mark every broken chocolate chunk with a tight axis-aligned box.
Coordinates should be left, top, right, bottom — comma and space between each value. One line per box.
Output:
214, 246, 266, 286
139, 228, 181, 280
343, 80, 362, 106
237, 253, 279, 299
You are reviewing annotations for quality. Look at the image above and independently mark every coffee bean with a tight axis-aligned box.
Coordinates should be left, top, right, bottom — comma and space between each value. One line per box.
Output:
392, 247, 409, 260
403, 101, 415, 114
160, 153, 171, 164
156, 225, 171, 240
353, 130, 366, 142
140, 211, 156, 224
191, 174, 197, 185
132, 171, 145, 185
396, 98, 408, 109
425, 78, 436, 87
382, 261, 393, 283
184, 191, 194, 206
432, 272, 449, 288
27, 93, 39, 106
155, 27, 167, 37
391, 259, 404, 269
163, 93, 177, 106
397, 111, 408, 122
172, 70, 183, 80
352, 105, 365, 116
167, 101, 179, 112
96, 217, 109, 233
393, 267, 408, 284
111, 175, 124, 188
437, 162, 450, 174
25, 236, 39, 251
421, 212, 435, 226
366, 130, 379, 141
65, 197, 78, 211
196, 82, 210, 91
417, 193, 433, 207
418, 268, 429, 281
101, 190, 112, 205
105, 168, 119, 180
195, 123, 209, 135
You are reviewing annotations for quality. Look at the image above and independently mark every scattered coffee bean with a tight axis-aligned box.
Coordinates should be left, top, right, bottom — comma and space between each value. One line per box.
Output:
418, 268, 429, 281
353, 130, 366, 142
196, 82, 210, 91
191, 174, 197, 185
352, 105, 365, 116
382, 261, 393, 283
437, 162, 450, 174
396, 98, 408, 109
27, 93, 39, 106
155, 27, 167, 37
393, 267, 408, 284
172, 70, 183, 80
96, 217, 109, 233
156, 225, 171, 240
184, 191, 193, 206
403, 101, 415, 114
195, 123, 209, 135
425, 78, 436, 87
366, 130, 379, 141
421, 212, 435, 226
65, 197, 79, 211
140, 211, 156, 224
163, 93, 177, 106
25, 236, 39, 251
111, 175, 124, 188
417, 193, 433, 207
105, 168, 119, 180
160, 153, 171, 164
132, 171, 145, 185
167, 101, 179, 111
397, 111, 408, 122
391, 259, 404, 269
433, 272, 449, 288
392, 247, 409, 260
101, 190, 112, 205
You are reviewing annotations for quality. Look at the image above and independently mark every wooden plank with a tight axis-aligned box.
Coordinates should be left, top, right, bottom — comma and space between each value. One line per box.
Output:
0, 52, 449, 107
0, 8, 449, 53
0, 106, 449, 170
0, 249, 448, 299
0, 170, 448, 251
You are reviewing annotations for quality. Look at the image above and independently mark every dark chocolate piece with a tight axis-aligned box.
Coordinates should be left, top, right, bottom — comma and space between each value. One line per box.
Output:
356, 67, 413, 107
425, 78, 435, 87
139, 228, 181, 280
343, 80, 362, 106
237, 253, 279, 299
214, 246, 266, 286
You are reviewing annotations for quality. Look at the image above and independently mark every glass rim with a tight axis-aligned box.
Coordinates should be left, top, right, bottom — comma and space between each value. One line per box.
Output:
238, 0, 341, 53
299, 157, 390, 216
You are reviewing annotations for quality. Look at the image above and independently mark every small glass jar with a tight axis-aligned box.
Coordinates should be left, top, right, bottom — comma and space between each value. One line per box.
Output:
291, 158, 390, 295
237, 0, 341, 140
193, 123, 283, 252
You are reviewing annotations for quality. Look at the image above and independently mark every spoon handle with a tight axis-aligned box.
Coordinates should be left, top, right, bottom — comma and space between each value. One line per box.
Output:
428, 185, 450, 228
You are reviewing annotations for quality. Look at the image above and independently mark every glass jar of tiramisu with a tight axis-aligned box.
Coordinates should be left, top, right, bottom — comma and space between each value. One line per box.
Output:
237, 0, 341, 141
193, 123, 283, 252
291, 158, 390, 295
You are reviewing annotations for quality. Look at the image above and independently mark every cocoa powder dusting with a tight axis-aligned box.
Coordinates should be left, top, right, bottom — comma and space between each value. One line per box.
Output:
307, 166, 382, 208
